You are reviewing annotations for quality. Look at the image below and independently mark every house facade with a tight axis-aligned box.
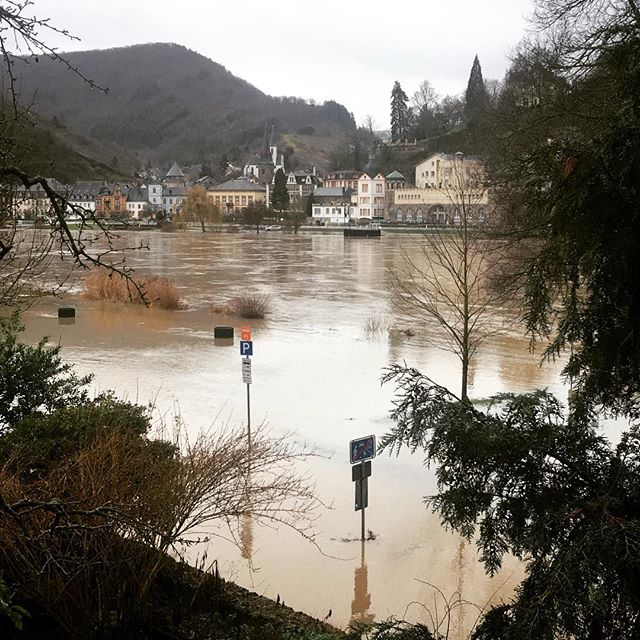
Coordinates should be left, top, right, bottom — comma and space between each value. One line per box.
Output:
415, 152, 484, 189
311, 187, 353, 225
126, 186, 150, 219
322, 170, 360, 191
148, 183, 163, 211
207, 179, 266, 216
388, 184, 489, 225
162, 186, 186, 217
280, 171, 322, 209
95, 183, 128, 218
68, 181, 102, 214
354, 171, 386, 221
14, 178, 66, 219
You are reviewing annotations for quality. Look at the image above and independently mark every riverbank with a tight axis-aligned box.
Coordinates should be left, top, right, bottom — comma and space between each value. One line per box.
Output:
7, 547, 348, 639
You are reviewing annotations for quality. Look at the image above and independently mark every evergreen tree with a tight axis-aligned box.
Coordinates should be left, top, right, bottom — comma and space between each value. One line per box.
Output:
271, 168, 289, 212
464, 54, 487, 118
390, 81, 410, 142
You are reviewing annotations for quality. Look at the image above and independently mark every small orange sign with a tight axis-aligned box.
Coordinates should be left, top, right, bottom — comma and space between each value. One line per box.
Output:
241, 326, 251, 341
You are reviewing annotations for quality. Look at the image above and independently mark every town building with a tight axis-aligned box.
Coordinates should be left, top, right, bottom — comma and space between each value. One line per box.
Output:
385, 170, 407, 192
14, 178, 67, 218
162, 186, 187, 217
415, 152, 484, 189
68, 180, 103, 214
126, 186, 150, 219
95, 183, 128, 218
243, 144, 285, 185
354, 171, 386, 222
266, 170, 322, 209
311, 187, 353, 225
207, 179, 266, 216
164, 162, 187, 189
148, 182, 163, 211
322, 170, 360, 191
388, 164, 489, 224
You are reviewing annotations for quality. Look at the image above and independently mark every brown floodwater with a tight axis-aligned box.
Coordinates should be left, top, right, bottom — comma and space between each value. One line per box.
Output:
22, 230, 566, 635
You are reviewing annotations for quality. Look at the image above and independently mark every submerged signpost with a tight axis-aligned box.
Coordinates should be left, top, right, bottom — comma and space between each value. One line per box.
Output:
349, 434, 376, 541
240, 327, 252, 444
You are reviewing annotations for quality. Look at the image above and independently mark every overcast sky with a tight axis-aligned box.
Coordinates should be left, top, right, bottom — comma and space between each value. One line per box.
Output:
28, 0, 534, 128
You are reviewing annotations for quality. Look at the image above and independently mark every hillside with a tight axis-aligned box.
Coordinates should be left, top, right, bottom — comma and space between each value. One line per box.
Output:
12, 43, 355, 172
10, 116, 131, 183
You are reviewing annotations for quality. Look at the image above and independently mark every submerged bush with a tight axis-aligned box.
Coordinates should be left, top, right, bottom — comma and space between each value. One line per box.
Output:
83, 268, 180, 309
224, 293, 271, 319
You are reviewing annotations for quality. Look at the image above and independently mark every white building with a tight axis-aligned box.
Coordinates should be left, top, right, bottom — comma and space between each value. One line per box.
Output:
415, 152, 484, 189
67, 180, 102, 215
126, 186, 149, 219
353, 171, 386, 221
148, 183, 163, 210
311, 187, 352, 224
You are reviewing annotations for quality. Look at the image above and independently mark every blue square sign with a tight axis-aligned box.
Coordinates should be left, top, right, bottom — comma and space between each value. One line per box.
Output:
349, 435, 376, 464
240, 340, 253, 356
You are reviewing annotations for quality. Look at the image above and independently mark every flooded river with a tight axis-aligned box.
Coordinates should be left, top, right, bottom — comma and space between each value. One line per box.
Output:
23, 230, 565, 635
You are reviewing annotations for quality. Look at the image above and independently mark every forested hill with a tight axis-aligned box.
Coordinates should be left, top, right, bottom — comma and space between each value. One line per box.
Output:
13, 43, 355, 170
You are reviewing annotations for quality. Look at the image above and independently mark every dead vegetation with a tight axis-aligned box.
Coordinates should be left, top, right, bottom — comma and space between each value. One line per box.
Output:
83, 267, 181, 309
212, 293, 272, 319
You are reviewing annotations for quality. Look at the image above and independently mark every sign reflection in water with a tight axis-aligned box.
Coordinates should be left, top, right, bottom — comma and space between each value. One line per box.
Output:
23, 232, 566, 634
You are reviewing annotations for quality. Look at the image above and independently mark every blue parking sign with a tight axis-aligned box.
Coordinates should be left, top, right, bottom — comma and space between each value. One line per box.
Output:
240, 340, 253, 356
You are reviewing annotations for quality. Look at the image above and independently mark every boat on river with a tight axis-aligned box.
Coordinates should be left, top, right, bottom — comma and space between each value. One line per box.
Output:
344, 225, 381, 237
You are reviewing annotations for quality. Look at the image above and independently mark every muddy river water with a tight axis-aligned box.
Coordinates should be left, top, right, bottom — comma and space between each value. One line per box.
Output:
23, 230, 566, 635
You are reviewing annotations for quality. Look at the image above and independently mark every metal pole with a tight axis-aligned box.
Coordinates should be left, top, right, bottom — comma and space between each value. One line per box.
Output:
361, 461, 365, 542
246, 381, 251, 447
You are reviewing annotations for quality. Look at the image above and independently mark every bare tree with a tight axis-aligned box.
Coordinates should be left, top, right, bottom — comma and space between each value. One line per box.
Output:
391, 161, 503, 401
411, 79, 439, 114
175, 185, 221, 232
364, 114, 377, 134
0, 3, 147, 308
0, 421, 323, 635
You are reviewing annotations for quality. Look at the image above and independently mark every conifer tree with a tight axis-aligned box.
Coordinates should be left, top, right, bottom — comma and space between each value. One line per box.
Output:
464, 54, 487, 118
271, 168, 289, 212
390, 81, 410, 142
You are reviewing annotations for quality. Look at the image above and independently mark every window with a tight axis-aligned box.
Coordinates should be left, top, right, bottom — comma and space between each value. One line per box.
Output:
362, 184, 368, 193
241, 196, 247, 205
235, 196, 240, 205
376, 184, 382, 193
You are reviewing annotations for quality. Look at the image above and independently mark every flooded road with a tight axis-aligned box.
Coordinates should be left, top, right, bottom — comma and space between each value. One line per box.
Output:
23, 230, 565, 634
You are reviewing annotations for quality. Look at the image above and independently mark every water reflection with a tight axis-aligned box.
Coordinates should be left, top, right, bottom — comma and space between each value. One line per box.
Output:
240, 511, 254, 562
350, 541, 375, 626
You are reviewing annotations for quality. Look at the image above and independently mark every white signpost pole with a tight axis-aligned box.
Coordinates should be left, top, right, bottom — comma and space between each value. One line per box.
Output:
246, 362, 251, 445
